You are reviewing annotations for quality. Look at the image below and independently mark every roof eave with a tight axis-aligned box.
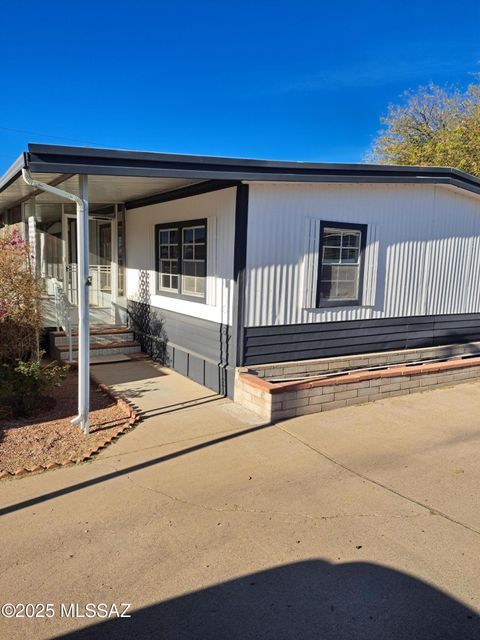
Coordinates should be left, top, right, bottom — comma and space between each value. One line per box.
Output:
24, 143, 480, 194
2, 143, 480, 201
0, 153, 27, 194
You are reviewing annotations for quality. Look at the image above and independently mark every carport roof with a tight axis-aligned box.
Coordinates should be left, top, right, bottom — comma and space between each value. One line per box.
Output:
1, 142, 480, 210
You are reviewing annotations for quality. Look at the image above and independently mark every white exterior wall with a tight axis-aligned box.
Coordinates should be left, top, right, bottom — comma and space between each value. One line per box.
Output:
245, 182, 480, 327
126, 187, 236, 325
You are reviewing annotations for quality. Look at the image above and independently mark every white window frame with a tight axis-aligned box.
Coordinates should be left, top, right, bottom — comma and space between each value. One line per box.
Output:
155, 219, 207, 302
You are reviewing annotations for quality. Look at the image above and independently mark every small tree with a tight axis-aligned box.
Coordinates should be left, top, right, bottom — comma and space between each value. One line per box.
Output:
0, 227, 42, 363
369, 82, 480, 177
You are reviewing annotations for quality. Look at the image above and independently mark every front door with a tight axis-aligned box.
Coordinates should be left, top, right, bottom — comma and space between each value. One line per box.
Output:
63, 214, 114, 308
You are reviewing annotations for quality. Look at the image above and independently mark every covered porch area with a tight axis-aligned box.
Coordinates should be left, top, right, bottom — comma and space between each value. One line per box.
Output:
35, 201, 126, 327
0, 176, 199, 330
0, 152, 220, 331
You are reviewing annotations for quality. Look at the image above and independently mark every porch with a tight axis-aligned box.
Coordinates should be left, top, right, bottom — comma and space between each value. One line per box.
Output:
30, 202, 126, 327
0, 157, 207, 336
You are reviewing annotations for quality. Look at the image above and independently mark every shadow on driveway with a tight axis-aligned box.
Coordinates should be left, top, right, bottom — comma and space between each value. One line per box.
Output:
0, 422, 272, 517
55, 559, 479, 639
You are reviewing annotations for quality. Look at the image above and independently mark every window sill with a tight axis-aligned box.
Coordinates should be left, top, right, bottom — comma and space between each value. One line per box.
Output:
303, 303, 374, 312
317, 299, 361, 308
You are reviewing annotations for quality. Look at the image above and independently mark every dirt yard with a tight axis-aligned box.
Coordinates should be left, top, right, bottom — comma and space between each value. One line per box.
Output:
0, 370, 131, 473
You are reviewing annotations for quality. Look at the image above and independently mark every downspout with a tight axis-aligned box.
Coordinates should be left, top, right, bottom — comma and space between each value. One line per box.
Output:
22, 168, 91, 434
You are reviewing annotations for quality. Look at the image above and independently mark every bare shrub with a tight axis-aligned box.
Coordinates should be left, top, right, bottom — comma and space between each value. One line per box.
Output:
0, 228, 42, 363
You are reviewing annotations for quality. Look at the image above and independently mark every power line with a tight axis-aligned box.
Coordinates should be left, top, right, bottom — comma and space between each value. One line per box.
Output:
0, 125, 107, 147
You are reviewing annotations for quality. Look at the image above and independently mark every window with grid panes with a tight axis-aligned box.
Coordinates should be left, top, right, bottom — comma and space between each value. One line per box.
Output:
155, 220, 207, 300
157, 228, 179, 292
182, 225, 206, 297
317, 222, 367, 307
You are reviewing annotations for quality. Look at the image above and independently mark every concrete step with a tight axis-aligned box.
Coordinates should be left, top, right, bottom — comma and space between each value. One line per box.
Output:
89, 352, 150, 365
49, 326, 134, 347
53, 340, 142, 361
50, 325, 130, 337
52, 331, 134, 347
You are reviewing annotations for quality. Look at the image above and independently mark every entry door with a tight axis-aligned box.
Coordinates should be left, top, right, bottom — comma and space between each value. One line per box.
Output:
98, 221, 112, 264
63, 214, 114, 307
95, 220, 113, 306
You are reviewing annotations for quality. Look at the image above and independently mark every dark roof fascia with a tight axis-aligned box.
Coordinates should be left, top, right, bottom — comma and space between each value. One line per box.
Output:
23, 143, 478, 177
0, 143, 473, 198
25, 143, 480, 195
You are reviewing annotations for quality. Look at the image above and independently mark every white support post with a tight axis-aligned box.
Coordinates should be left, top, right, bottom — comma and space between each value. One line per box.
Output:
39, 231, 46, 279
111, 205, 119, 313
21, 169, 91, 434
26, 197, 37, 276
61, 204, 68, 292
77, 175, 90, 434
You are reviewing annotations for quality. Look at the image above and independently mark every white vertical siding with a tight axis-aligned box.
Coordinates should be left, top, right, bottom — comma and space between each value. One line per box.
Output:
301, 218, 321, 308
424, 187, 480, 315
363, 223, 379, 308
126, 187, 236, 325
206, 215, 217, 306
245, 182, 480, 327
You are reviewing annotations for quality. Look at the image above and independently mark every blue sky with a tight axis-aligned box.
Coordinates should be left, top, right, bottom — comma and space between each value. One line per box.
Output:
0, 0, 479, 173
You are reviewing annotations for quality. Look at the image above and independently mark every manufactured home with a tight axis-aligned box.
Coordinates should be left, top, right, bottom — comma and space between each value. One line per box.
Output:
2, 144, 480, 422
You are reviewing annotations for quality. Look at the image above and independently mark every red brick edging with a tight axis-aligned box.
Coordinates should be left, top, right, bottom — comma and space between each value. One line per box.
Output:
0, 374, 142, 481
241, 354, 480, 395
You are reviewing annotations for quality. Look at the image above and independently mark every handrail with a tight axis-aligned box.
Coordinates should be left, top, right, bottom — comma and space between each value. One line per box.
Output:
52, 278, 73, 363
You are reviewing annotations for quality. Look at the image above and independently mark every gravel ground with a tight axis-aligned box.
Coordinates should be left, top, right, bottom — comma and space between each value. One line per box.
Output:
0, 370, 130, 473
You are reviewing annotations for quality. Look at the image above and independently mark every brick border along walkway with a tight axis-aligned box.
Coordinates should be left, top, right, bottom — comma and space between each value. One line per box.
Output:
0, 373, 142, 481
236, 355, 480, 422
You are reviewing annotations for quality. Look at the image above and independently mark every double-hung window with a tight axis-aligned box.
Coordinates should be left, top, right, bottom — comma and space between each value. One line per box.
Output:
155, 219, 207, 300
316, 221, 367, 307
157, 227, 179, 292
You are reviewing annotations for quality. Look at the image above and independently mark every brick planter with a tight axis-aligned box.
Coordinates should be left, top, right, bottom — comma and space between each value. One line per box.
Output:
235, 355, 480, 422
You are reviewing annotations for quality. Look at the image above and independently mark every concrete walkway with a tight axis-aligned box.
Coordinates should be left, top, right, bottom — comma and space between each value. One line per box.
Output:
1, 360, 480, 639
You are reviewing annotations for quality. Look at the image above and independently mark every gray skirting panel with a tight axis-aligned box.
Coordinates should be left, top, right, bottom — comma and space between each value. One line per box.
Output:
127, 300, 234, 397
243, 313, 480, 365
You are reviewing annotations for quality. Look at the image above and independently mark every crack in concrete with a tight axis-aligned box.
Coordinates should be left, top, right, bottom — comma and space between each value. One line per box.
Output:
277, 424, 480, 538
98, 414, 480, 537
102, 463, 424, 524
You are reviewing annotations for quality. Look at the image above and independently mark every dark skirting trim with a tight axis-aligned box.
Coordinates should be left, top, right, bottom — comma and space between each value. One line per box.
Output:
243, 313, 480, 365
126, 300, 234, 397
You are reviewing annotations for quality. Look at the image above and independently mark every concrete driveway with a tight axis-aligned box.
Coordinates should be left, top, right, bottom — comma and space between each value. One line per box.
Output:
1, 360, 479, 639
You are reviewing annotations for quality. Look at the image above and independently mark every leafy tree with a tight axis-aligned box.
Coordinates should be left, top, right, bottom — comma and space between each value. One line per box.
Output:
369, 82, 480, 177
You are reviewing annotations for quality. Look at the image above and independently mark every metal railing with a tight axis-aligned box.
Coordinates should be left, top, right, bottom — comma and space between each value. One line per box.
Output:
52, 278, 73, 362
